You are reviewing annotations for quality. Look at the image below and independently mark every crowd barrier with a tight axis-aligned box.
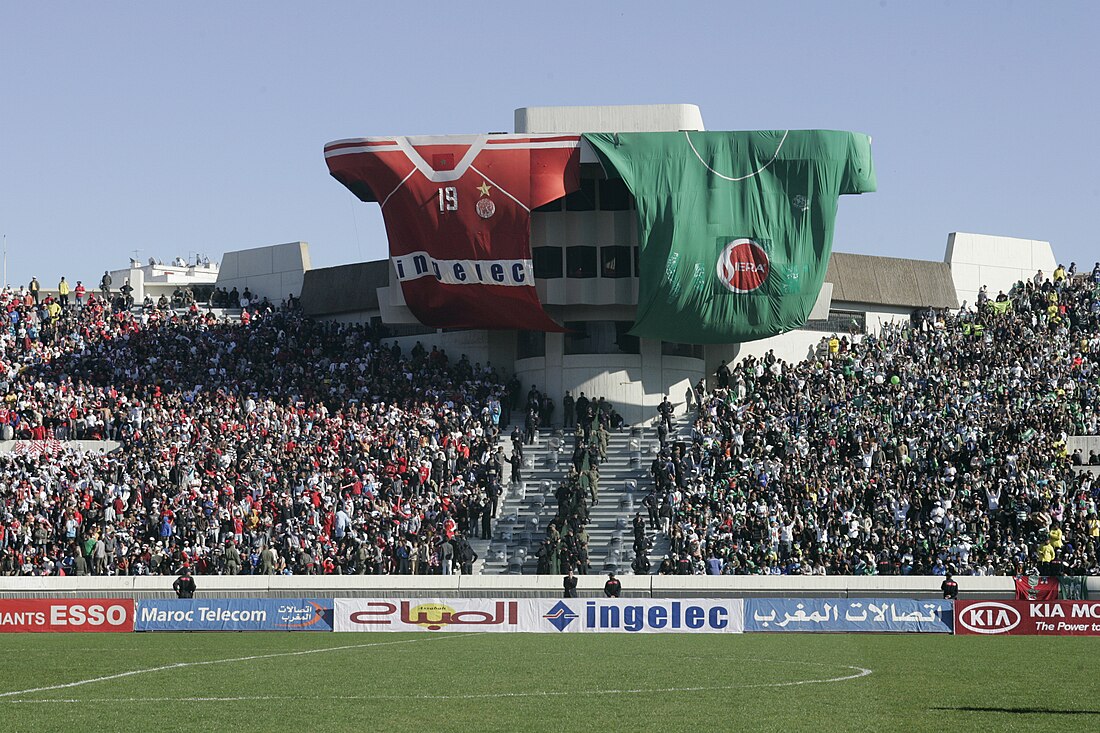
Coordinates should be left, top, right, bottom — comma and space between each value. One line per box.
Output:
7, 574, 1078, 600
2, 596, 1092, 635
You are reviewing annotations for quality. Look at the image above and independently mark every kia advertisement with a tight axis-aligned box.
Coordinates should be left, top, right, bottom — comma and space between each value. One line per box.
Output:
955, 600, 1100, 636
0, 599, 135, 632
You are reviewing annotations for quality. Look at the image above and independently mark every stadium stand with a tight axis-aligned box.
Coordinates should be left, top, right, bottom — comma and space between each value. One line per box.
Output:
644, 265, 1100, 576
1, 265, 1099, 579
0, 290, 513, 576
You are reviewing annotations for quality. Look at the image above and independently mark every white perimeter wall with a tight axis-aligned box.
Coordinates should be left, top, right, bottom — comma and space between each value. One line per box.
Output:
2, 574, 1068, 600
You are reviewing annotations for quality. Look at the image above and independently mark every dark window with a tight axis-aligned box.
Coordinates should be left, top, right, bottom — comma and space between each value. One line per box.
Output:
517, 330, 546, 359
387, 323, 437, 337
802, 310, 867, 334
662, 342, 704, 359
565, 178, 596, 211
566, 246, 598, 279
598, 178, 632, 210
601, 246, 631, 279
532, 246, 563, 279
634, 245, 641, 278
564, 321, 640, 355
534, 196, 563, 213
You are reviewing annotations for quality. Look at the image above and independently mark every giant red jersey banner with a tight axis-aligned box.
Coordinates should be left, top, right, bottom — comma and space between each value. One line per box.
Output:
955, 600, 1100, 636
0, 599, 134, 632
325, 134, 580, 330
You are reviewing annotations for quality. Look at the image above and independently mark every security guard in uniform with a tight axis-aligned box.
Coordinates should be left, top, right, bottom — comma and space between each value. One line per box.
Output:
173, 567, 197, 599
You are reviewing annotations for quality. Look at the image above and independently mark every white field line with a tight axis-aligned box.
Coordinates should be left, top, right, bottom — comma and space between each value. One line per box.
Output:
0, 634, 476, 700
0, 656, 871, 704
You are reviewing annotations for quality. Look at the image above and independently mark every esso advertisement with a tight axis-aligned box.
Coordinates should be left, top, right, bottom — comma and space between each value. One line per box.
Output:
0, 599, 135, 632
334, 598, 744, 634
955, 600, 1100, 636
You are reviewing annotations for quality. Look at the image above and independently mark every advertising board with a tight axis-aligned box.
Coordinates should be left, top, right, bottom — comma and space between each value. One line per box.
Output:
0, 599, 135, 632
334, 598, 745, 634
955, 600, 1100, 635
134, 598, 333, 632
744, 598, 953, 633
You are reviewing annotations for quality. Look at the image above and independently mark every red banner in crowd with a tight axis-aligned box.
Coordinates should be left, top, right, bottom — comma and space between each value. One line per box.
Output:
325, 134, 580, 331
1014, 575, 1058, 601
955, 600, 1100, 636
0, 599, 135, 632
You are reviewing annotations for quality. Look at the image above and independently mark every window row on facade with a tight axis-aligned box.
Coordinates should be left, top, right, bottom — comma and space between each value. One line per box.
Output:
517, 322, 703, 360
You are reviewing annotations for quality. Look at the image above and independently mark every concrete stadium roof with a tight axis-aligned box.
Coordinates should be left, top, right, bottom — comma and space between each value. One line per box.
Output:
825, 252, 959, 310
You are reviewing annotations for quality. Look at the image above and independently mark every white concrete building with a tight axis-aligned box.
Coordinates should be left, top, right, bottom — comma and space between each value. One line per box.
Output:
106, 257, 219, 303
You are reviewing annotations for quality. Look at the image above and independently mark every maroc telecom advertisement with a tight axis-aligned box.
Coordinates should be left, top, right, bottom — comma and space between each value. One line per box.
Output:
744, 598, 953, 633
334, 598, 745, 634
955, 599, 1100, 636
0, 599, 135, 632
134, 598, 333, 632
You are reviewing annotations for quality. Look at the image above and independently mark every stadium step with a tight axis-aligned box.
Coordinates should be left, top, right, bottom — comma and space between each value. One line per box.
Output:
473, 413, 693, 575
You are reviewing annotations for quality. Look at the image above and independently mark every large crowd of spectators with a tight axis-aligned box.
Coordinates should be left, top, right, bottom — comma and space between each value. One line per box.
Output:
649, 265, 1100, 576
0, 287, 511, 576
6, 262, 1100, 579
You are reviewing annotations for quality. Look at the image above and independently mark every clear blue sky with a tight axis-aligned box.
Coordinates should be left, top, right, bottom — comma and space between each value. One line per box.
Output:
1, 1, 1097, 288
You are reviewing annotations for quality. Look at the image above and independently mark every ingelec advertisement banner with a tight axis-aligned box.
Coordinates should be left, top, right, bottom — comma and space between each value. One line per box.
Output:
955, 600, 1100, 635
0, 599, 135, 632
333, 598, 745, 634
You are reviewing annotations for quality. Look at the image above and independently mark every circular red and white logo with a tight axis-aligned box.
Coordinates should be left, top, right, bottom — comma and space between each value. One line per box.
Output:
476, 198, 496, 219
717, 238, 769, 293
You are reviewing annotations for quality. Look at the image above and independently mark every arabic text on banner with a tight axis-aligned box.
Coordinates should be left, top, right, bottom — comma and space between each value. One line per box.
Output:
333, 598, 745, 634
134, 598, 333, 632
743, 598, 953, 633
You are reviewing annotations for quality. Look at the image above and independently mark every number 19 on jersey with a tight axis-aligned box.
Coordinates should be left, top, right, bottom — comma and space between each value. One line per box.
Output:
438, 186, 457, 212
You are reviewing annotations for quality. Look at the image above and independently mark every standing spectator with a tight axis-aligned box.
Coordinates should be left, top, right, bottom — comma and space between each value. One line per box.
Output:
73, 280, 85, 306
119, 279, 134, 308
563, 568, 578, 598
658, 395, 674, 433
57, 277, 70, 307
563, 390, 575, 428
173, 567, 196, 599
575, 393, 589, 427
603, 571, 621, 597
439, 537, 454, 576
941, 572, 959, 600
259, 545, 277, 575
715, 360, 731, 389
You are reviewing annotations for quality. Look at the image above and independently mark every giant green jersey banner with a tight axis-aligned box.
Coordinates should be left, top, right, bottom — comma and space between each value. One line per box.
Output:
584, 131, 875, 344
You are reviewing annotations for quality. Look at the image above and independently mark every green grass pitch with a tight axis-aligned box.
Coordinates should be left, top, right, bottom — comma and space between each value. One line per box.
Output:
0, 632, 1096, 732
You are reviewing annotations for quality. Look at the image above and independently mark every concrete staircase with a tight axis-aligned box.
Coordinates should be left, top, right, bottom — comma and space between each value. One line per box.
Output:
470, 415, 691, 575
